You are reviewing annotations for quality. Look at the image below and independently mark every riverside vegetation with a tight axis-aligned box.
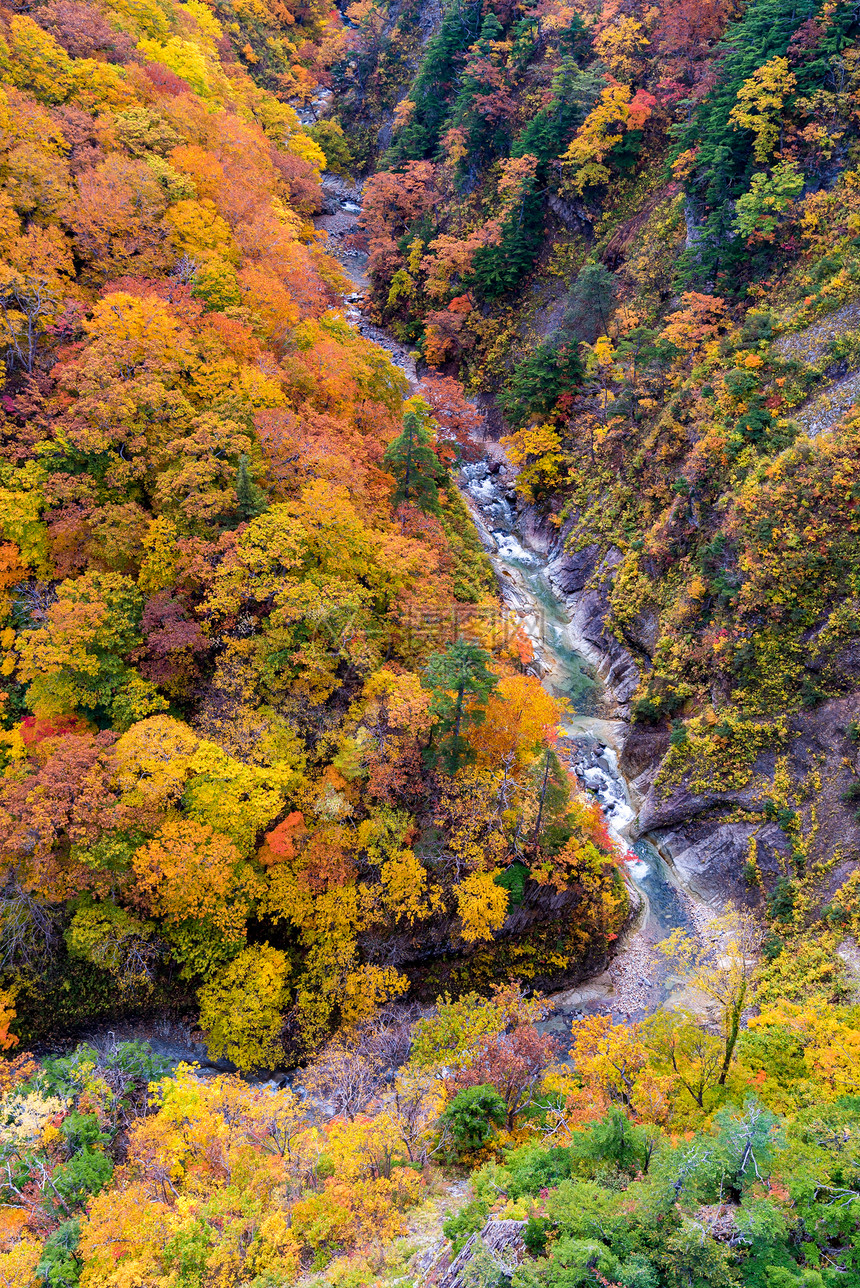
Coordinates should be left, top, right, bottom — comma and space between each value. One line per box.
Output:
2, 0, 860, 1283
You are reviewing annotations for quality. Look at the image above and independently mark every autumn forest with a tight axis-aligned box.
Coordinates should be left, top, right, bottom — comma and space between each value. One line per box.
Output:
2, 0, 860, 1283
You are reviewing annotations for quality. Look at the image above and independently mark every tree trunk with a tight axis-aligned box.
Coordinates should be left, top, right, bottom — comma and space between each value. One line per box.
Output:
718, 981, 746, 1084
532, 752, 551, 847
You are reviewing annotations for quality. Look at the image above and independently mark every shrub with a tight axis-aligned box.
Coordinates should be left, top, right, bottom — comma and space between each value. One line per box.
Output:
439, 1084, 506, 1154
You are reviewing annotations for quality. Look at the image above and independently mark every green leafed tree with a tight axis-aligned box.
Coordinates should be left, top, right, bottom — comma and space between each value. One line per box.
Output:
235, 452, 268, 521
439, 1083, 506, 1155
733, 160, 804, 239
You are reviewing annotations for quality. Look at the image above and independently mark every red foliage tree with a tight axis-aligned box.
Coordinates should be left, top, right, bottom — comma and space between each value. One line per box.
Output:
449, 1025, 559, 1129
140, 62, 192, 96
656, 0, 732, 93
358, 161, 440, 281
137, 592, 208, 698
35, 1, 137, 64
416, 374, 483, 464
0, 731, 120, 897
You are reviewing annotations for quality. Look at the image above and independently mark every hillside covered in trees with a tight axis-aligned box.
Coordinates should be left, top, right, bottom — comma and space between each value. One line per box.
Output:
350, 0, 860, 925
3, 0, 860, 1282
0, 0, 633, 1050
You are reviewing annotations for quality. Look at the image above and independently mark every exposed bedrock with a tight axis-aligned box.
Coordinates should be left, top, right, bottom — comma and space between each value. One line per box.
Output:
511, 494, 860, 912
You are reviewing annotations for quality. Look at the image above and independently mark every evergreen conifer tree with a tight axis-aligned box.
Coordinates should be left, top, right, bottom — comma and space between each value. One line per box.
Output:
423, 639, 498, 773
235, 454, 267, 521
383, 408, 445, 514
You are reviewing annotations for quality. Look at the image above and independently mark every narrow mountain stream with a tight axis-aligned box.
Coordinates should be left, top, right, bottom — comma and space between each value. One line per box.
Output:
47, 180, 707, 1079
457, 460, 699, 1028
326, 182, 708, 1029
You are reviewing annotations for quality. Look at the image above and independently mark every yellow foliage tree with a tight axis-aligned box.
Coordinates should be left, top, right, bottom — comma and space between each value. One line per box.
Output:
467, 674, 561, 769
138, 515, 180, 594
183, 739, 302, 855
657, 909, 763, 1085
137, 36, 217, 98
82, 291, 189, 381
409, 983, 546, 1071
0, 16, 73, 105
113, 714, 200, 822
165, 197, 237, 261
198, 943, 291, 1071
132, 817, 261, 942
593, 15, 650, 81
562, 84, 632, 193
455, 869, 509, 944
0, 1240, 41, 1288
0, 984, 18, 1051
339, 964, 409, 1028
729, 57, 797, 163
378, 847, 431, 926
748, 998, 860, 1098
0, 484, 50, 578
501, 423, 567, 502
79, 1068, 306, 1284
570, 1014, 649, 1107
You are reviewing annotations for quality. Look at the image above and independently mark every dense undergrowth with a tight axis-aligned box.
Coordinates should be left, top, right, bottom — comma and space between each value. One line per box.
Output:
3, 965, 860, 1286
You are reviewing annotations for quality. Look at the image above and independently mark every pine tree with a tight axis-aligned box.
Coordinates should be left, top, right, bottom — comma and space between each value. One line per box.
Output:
423, 639, 498, 773
500, 334, 584, 427
383, 409, 445, 514
385, 0, 483, 163
235, 454, 267, 521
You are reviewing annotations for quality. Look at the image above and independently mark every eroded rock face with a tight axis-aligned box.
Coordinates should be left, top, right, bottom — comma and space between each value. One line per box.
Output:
547, 190, 593, 233
513, 502, 860, 913
620, 723, 671, 800
356, 869, 628, 998
554, 558, 643, 710
639, 695, 860, 908
419, 1219, 527, 1288
650, 818, 787, 909
547, 543, 600, 595
638, 772, 775, 835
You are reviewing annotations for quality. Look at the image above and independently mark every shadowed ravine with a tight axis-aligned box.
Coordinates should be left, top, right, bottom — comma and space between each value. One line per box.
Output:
54, 186, 713, 1079
326, 187, 713, 1032
457, 461, 702, 1030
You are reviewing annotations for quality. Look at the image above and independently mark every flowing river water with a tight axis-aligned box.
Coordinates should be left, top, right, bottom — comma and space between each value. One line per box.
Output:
456, 460, 699, 1029
46, 182, 707, 1077
323, 181, 709, 1033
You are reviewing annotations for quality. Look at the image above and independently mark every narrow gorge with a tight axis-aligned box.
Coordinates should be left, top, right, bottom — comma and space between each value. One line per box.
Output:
319, 175, 725, 1027
2, 0, 860, 1282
